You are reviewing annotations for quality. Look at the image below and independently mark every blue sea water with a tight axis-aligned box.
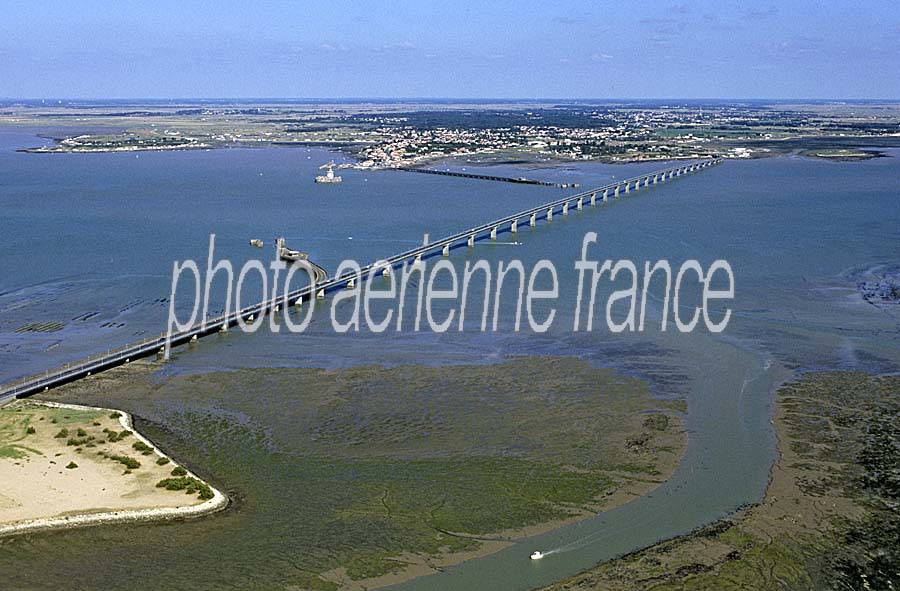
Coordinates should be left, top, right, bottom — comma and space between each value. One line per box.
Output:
2, 125, 899, 590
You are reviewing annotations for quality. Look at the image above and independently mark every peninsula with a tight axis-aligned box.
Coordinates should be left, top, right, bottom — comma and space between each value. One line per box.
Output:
0, 400, 227, 536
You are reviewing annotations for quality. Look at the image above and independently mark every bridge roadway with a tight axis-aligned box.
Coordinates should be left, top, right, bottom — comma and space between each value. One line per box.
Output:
399, 167, 559, 186
0, 159, 721, 404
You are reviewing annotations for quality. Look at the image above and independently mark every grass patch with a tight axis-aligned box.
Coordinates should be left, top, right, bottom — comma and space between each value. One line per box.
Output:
132, 441, 154, 455
156, 476, 214, 500
108, 454, 141, 471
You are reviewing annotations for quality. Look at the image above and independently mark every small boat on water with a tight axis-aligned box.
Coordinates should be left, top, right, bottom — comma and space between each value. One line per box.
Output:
530, 551, 544, 560
250, 239, 264, 248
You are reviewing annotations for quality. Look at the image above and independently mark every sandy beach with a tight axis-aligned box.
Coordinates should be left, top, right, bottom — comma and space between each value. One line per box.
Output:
0, 400, 227, 537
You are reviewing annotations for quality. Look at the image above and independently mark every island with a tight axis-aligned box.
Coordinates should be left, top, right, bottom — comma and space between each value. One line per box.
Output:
4, 99, 899, 168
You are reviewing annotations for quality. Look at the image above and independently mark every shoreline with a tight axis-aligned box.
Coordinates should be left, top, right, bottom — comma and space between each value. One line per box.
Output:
325, 421, 688, 591
12, 136, 894, 167
538, 369, 895, 590
325, 483, 686, 591
0, 401, 228, 538
27, 359, 689, 590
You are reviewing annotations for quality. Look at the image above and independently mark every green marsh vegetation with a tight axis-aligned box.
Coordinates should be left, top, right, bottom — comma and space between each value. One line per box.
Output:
24, 358, 686, 588
541, 372, 900, 591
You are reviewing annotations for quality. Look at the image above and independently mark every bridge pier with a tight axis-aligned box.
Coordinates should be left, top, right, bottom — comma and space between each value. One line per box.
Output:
511, 219, 518, 233
0, 160, 729, 402
614, 185, 620, 198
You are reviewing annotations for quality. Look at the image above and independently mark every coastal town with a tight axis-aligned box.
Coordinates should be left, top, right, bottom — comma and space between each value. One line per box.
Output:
5, 100, 900, 167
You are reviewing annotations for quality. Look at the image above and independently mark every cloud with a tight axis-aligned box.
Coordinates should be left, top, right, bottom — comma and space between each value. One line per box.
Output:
637, 16, 686, 45
770, 35, 823, 57
669, 4, 690, 15
375, 41, 416, 52
551, 13, 594, 25
591, 52, 613, 61
639, 17, 676, 26
742, 7, 778, 21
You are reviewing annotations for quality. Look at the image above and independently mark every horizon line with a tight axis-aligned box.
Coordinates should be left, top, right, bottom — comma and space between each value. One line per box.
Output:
3, 97, 900, 103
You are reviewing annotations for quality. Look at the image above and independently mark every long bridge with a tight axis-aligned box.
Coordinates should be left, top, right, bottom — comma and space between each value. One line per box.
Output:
0, 159, 722, 404
399, 167, 567, 187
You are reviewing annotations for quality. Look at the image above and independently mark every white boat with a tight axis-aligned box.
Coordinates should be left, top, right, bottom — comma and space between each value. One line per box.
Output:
530, 551, 544, 560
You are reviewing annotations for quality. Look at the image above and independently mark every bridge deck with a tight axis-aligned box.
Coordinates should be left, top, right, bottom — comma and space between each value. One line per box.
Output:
399, 167, 559, 186
0, 159, 721, 403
